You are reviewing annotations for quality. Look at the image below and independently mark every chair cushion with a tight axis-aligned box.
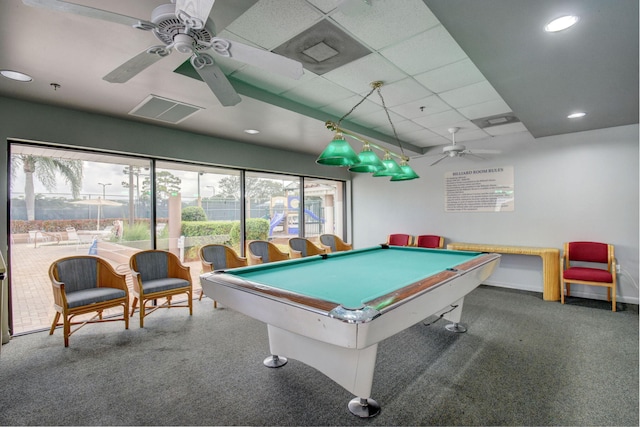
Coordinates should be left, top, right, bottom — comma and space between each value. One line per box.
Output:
66, 287, 126, 308
141, 278, 190, 294
568, 242, 608, 263
57, 258, 98, 293
564, 267, 613, 283
201, 246, 228, 269
134, 252, 168, 282
319, 235, 336, 251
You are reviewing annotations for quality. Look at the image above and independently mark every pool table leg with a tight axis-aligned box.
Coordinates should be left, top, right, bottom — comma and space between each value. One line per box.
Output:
441, 297, 467, 333
348, 397, 381, 418
263, 354, 288, 368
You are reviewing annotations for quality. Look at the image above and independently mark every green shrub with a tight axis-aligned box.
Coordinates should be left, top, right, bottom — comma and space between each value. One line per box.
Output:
182, 206, 207, 221
230, 218, 269, 244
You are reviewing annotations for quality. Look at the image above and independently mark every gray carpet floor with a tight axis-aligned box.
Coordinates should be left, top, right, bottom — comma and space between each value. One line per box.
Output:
0, 285, 638, 426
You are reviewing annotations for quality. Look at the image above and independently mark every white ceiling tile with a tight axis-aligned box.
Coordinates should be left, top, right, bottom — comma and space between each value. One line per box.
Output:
430, 121, 480, 138
414, 58, 486, 93
457, 99, 512, 120
439, 81, 502, 109
380, 25, 467, 76
384, 119, 423, 136
367, 78, 433, 108
412, 109, 466, 128
321, 96, 379, 121
393, 95, 450, 120
233, 65, 318, 95
330, 0, 438, 50
484, 122, 529, 136
226, 0, 323, 50
349, 108, 405, 129
402, 129, 449, 148
305, 0, 341, 14
322, 53, 406, 93
281, 77, 354, 108
443, 127, 487, 142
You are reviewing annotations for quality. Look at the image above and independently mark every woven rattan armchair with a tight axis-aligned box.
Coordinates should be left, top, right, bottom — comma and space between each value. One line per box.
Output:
129, 250, 193, 327
49, 255, 129, 347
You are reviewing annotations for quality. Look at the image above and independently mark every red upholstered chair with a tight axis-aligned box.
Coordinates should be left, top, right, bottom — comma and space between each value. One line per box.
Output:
415, 235, 444, 249
387, 234, 413, 246
561, 241, 617, 311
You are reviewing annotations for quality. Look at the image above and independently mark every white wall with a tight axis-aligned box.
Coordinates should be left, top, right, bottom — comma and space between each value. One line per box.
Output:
352, 124, 639, 304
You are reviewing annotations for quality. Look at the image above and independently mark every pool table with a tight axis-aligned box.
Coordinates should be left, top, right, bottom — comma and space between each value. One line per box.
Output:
200, 245, 500, 417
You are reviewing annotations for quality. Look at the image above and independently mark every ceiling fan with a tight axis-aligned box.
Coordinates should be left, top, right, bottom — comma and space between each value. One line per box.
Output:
22, 0, 304, 107
425, 127, 501, 166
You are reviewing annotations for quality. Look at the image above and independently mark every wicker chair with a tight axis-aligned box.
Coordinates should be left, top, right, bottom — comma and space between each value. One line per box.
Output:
288, 237, 327, 258
247, 240, 289, 265
129, 250, 193, 327
49, 255, 129, 347
198, 244, 247, 306
319, 234, 353, 253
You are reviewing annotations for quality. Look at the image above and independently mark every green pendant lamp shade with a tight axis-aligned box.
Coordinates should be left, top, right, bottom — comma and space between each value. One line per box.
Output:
348, 143, 385, 173
372, 152, 403, 177
316, 132, 361, 166
390, 161, 420, 181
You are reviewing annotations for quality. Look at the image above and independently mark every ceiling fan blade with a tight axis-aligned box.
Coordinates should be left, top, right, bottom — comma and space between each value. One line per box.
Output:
210, 38, 304, 80
469, 149, 502, 154
103, 47, 169, 83
22, 0, 155, 30
191, 54, 241, 106
462, 150, 488, 160
430, 155, 449, 166
175, 0, 216, 29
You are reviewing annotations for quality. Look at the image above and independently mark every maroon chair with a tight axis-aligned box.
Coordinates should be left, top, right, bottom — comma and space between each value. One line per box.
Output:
415, 235, 444, 249
561, 241, 617, 311
386, 234, 413, 246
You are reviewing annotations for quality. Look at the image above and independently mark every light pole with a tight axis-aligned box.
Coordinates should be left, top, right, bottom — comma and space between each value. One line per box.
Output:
98, 182, 111, 198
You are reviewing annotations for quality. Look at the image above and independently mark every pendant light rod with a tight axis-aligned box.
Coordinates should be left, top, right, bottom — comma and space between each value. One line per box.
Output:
325, 120, 408, 162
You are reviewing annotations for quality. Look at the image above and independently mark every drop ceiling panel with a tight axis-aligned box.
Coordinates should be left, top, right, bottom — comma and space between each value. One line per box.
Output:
281, 77, 355, 108
225, 0, 323, 49
380, 26, 468, 76
439, 81, 502, 109
330, 0, 440, 50
394, 96, 451, 120
414, 58, 486, 93
458, 99, 513, 121
413, 109, 467, 128
322, 53, 406, 92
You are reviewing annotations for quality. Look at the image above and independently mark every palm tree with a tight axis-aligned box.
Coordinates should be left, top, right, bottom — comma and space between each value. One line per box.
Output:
11, 155, 83, 221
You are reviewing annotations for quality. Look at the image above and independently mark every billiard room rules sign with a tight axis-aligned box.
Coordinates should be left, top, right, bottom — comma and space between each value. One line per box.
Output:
444, 166, 514, 212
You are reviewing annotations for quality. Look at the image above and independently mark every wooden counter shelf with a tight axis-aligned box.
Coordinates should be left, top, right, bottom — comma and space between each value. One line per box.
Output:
446, 242, 560, 301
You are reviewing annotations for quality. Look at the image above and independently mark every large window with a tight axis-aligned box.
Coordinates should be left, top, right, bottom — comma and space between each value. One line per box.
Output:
7, 142, 347, 335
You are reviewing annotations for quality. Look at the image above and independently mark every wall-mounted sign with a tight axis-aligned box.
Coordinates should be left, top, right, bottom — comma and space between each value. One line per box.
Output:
445, 166, 514, 212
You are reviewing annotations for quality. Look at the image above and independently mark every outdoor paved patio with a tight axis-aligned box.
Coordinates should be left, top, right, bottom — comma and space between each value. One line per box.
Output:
9, 241, 205, 335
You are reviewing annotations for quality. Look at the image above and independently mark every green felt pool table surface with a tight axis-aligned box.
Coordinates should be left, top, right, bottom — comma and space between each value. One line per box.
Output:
224, 245, 483, 309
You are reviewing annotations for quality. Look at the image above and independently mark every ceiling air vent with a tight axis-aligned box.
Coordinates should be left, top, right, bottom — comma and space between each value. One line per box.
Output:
129, 95, 203, 124
471, 112, 520, 129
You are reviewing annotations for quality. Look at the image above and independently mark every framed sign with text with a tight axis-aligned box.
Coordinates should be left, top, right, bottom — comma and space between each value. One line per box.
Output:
445, 166, 514, 212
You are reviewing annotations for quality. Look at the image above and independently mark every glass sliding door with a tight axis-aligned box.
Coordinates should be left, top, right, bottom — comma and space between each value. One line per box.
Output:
9, 143, 151, 334
245, 172, 300, 254
302, 178, 346, 245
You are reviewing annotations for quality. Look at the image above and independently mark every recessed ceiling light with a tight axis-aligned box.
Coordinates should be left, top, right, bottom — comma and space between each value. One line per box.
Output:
567, 112, 586, 119
544, 15, 580, 32
244, 129, 260, 135
0, 70, 33, 82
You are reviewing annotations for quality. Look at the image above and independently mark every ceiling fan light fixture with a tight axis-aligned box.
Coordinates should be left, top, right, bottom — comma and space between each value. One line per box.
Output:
544, 15, 579, 32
